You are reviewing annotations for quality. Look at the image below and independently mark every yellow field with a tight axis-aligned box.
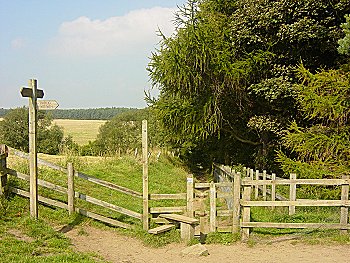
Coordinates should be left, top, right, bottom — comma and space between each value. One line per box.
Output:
53, 119, 106, 145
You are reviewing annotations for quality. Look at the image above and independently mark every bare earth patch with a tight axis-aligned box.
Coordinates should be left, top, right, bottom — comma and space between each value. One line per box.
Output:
65, 226, 350, 263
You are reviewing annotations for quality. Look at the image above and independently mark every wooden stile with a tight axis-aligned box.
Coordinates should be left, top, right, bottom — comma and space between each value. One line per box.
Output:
242, 177, 252, 241
232, 172, 241, 233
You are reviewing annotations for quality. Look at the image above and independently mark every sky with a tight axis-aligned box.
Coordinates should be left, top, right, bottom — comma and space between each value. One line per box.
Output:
0, 0, 187, 109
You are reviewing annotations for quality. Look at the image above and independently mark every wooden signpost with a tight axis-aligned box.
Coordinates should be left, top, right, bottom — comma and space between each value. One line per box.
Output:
20, 79, 58, 219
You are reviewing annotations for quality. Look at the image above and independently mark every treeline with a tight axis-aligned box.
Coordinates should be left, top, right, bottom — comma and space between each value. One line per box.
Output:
0, 107, 136, 120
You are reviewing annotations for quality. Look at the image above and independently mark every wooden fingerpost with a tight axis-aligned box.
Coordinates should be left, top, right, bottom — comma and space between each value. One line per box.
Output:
0, 145, 8, 196
340, 175, 349, 234
209, 181, 216, 232
271, 173, 276, 210
142, 120, 149, 231
67, 163, 75, 215
289, 173, 296, 215
232, 172, 241, 233
242, 177, 252, 241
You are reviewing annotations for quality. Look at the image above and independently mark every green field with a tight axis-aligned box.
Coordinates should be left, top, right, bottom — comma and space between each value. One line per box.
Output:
53, 119, 106, 145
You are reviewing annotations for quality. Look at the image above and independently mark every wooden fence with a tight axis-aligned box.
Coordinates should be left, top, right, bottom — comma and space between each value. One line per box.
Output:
213, 164, 350, 240
1, 146, 142, 229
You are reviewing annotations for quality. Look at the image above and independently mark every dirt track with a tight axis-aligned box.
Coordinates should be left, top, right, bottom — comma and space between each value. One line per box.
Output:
65, 226, 350, 263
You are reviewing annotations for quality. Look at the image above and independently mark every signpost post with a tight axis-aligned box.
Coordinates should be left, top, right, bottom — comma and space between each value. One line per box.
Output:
20, 79, 58, 219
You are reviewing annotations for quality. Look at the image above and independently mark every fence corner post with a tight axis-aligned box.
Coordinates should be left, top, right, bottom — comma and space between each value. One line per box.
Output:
232, 172, 241, 234
0, 145, 9, 196
67, 162, 75, 215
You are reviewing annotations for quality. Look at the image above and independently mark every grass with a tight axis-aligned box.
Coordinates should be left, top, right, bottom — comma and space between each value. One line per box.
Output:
52, 119, 106, 145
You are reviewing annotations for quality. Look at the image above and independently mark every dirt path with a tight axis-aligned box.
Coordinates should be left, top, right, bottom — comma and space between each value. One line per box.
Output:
65, 226, 350, 263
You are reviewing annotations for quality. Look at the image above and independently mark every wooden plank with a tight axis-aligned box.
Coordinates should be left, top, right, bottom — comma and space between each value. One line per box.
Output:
217, 210, 233, 217
67, 163, 75, 215
75, 208, 132, 229
195, 182, 210, 189
75, 171, 142, 198
340, 175, 349, 233
289, 173, 296, 215
149, 193, 186, 200
232, 172, 241, 233
75, 192, 142, 220
209, 181, 216, 232
151, 217, 171, 224
186, 174, 194, 217
8, 169, 67, 194
142, 120, 149, 231
148, 224, 175, 234
150, 206, 186, 214
159, 213, 199, 225
241, 200, 350, 207
242, 178, 349, 186
10, 187, 68, 210
241, 222, 350, 229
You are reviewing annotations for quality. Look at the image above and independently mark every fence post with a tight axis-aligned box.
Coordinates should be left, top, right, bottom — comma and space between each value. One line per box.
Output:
340, 175, 349, 234
186, 174, 194, 217
0, 145, 9, 196
262, 170, 267, 201
232, 172, 241, 234
241, 177, 252, 241
67, 163, 75, 215
209, 181, 216, 232
289, 173, 296, 215
255, 170, 259, 199
271, 173, 276, 210
142, 120, 149, 231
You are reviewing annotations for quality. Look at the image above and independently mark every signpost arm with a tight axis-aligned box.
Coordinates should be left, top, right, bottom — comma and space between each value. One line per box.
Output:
29, 79, 38, 219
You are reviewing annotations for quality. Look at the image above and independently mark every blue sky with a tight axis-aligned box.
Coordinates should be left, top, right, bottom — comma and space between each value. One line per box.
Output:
0, 0, 187, 109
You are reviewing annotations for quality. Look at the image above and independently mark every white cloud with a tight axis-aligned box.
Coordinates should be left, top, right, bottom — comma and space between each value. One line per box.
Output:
11, 38, 26, 49
47, 7, 176, 57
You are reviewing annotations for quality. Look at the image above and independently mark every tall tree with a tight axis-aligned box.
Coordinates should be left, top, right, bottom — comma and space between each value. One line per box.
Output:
148, 0, 350, 169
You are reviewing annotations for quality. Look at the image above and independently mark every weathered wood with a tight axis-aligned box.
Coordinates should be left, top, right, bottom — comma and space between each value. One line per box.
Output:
242, 177, 252, 241
186, 174, 194, 217
289, 173, 296, 215
159, 213, 199, 225
150, 206, 186, 214
75, 192, 142, 220
10, 187, 67, 210
340, 175, 349, 234
75, 171, 142, 198
148, 224, 175, 234
75, 208, 132, 229
8, 169, 67, 194
241, 200, 350, 207
262, 170, 267, 201
195, 182, 232, 189
271, 173, 276, 209
241, 222, 350, 229
20, 87, 44, 98
67, 163, 75, 215
232, 172, 241, 233
151, 217, 171, 224
149, 193, 186, 200
142, 120, 149, 230
0, 146, 8, 196
209, 181, 216, 232
242, 178, 350, 186
255, 170, 259, 199
217, 210, 233, 217
29, 79, 39, 219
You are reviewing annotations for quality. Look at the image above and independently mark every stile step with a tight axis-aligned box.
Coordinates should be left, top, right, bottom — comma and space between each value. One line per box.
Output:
148, 224, 175, 235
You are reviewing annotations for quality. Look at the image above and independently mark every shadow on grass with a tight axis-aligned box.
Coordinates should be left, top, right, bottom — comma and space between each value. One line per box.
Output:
57, 213, 85, 233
